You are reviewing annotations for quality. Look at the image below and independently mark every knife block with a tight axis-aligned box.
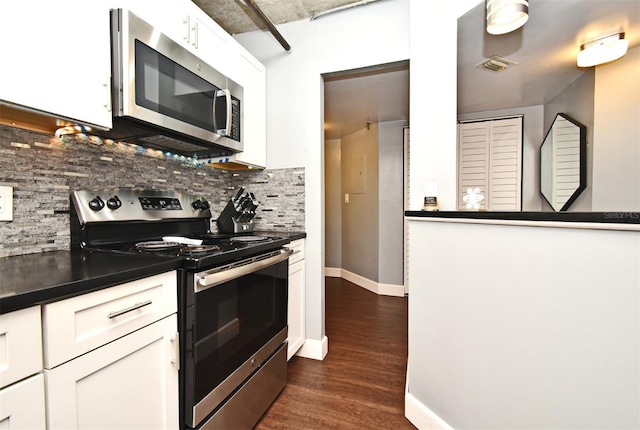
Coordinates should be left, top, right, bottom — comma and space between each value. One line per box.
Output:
217, 198, 255, 233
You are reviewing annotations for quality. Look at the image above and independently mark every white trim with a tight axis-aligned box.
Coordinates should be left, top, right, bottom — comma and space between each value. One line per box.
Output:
406, 216, 640, 232
405, 391, 455, 430
324, 267, 342, 277
378, 282, 405, 297
294, 335, 328, 361
326, 268, 405, 297
341, 269, 378, 294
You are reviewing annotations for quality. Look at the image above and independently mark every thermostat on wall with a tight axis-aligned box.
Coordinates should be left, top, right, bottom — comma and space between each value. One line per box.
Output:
0, 186, 13, 222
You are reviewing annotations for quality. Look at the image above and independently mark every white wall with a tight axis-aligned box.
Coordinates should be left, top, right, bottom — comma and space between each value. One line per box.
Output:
593, 45, 640, 211
408, 0, 480, 211
407, 0, 640, 428
324, 139, 342, 269
234, 0, 410, 356
341, 126, 379, 282
378, 120, 406, 285
407, 219, 640, 428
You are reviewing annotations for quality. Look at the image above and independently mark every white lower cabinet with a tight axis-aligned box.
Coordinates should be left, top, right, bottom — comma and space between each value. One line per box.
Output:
42, 271, 179, 429
0, 374, 46, 429
0, 306, 45, 429
287, 239, 306, 360
45, 314, 179, 429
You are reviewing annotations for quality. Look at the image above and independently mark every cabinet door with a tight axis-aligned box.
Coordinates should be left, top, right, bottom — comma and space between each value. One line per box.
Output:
115, 0, 232, 72
0, 0, 112, 129
45, 314, 179, 430
287, 259, 306, 360
0, 306, 42, 389
0, 374, 46, 429
232, 51, 267, 168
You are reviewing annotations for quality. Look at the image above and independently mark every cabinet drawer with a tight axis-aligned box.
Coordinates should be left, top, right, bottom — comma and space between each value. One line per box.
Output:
0, 306, 43, 389
287, 239, 305, 265
0, 373, 46, 428
43, 271, 177, 369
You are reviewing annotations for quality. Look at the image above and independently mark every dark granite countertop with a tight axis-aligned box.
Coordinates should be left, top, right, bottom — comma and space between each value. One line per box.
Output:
254, 231, 306, 241
0, 250, 181, 315
0, 230, 306, 316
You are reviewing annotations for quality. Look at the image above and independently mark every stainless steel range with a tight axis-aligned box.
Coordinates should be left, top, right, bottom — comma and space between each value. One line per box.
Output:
70, 189, 291, 429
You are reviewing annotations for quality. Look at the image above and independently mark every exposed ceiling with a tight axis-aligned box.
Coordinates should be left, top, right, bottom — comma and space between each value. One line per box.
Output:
193, 0, 371, 35
196, 0, 639, 139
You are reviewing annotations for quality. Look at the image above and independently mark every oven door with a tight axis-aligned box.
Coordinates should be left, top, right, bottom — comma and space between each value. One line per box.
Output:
184, 249, 292, 428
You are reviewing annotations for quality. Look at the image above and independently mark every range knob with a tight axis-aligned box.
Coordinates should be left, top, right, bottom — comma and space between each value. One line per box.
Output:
106, 196, 122, 210
88, 196, 105, 212
192, 199, 210, 211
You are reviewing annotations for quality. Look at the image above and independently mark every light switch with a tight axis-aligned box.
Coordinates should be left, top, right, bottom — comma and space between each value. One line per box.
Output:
344, 193, 349, 203
0, 186, 14, 221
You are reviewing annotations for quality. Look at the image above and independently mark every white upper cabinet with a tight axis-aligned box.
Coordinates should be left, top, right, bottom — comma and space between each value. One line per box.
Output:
228, 50, 267, 168
114, 0, 233, 75
0, 0, 112, 129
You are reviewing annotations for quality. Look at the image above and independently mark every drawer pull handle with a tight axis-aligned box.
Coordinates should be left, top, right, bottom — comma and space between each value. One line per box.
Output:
108, 300, 153, 319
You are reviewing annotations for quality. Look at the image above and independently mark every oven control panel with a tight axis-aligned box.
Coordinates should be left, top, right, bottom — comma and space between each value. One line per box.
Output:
139, 197, 182, 211
71, 189, 211, 224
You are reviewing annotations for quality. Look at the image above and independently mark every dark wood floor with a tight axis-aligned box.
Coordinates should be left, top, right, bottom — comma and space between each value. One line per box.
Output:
255, 277, 416, 429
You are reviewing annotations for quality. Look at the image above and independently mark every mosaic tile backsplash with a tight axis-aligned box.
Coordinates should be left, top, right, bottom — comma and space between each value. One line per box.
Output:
0, 125, 304, 257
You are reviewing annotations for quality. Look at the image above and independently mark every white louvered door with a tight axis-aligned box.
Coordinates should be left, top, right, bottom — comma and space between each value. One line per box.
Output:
458, 117, 522, 211
458, 121, 490, 210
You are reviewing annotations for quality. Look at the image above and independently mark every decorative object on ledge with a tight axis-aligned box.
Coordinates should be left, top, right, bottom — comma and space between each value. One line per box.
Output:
486, 0, 529, 35
463, 187, 485, 210
540, 113, 586, 211
577, 33, 628, 67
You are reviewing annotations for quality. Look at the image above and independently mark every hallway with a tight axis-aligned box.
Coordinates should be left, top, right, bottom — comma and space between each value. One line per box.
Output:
256, 277, 414, 429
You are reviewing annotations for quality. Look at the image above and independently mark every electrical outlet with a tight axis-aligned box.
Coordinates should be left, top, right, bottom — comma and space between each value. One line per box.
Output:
0, 186, 14, 221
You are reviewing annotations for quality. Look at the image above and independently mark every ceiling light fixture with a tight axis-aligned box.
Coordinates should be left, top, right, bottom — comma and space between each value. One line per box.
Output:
577, 33, 628, 67
486, 0, 529, 35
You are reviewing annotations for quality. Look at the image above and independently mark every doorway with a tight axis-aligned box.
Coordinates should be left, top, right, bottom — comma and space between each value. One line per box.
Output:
322, 60, 409, 296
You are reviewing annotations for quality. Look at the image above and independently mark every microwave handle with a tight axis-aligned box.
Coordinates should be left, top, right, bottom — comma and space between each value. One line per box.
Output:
222, 88, 232, 137
214, 89, 232, 137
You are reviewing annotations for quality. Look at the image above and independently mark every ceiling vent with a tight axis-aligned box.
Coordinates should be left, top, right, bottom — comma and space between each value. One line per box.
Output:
475, 55, 518, 72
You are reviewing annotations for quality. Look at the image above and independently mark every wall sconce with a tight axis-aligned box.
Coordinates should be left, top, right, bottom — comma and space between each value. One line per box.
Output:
486, 0, 529, 35
577, 33, 628, 67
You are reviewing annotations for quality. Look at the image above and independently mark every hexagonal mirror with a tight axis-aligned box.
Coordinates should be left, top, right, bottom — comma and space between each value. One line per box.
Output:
540, 113, 586, 211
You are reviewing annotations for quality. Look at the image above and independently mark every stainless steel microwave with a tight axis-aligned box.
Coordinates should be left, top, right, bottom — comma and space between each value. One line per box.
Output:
105, 9, 243, 157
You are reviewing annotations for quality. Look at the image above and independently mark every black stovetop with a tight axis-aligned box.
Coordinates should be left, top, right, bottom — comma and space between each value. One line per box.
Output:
83, 233, 290, 270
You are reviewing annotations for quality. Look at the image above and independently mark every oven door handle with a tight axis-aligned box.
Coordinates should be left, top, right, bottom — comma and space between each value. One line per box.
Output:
196, 248, 294, 292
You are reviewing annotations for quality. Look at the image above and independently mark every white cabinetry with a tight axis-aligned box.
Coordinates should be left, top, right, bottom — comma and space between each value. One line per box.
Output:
43, 272, 179, 429
113, 0, 233, 75
0, 306, 46, 429
45, 315, 179, 429
0, 374, 46, 429
0, 0, 112, 129
287, 239, 306, 360
227, 50, 267, 168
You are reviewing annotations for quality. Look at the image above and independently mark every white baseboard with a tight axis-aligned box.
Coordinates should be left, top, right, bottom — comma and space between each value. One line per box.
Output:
295, 335, 328, 361
325, 267, 341, 277
405, 391, 454, 430
327, 268, 405, 297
